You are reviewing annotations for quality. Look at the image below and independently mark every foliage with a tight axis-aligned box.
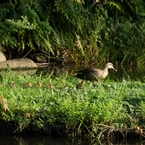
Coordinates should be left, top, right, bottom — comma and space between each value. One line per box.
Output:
0, 71, 145, 138
0, 0, 145, 64
0, 0, 55, 59
97, 0, 145, 64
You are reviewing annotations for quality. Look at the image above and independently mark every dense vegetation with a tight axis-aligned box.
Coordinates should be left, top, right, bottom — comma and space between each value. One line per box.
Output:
0, 0, 145, 65
0, 71, 145, 139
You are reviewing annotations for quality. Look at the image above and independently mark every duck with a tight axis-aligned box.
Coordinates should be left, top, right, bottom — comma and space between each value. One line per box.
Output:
74, 62, 117, 81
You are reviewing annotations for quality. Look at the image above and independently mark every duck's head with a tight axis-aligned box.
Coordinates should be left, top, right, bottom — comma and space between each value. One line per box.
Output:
105, 62, 117, 71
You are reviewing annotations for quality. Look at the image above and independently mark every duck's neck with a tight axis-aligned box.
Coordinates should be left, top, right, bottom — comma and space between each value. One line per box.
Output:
103, 68, 109, 71
101, 68, 109, 78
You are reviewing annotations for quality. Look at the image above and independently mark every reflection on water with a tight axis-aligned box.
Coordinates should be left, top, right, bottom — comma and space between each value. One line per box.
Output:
0, 134, 90, 145
0, 133, 145, 145
36, 63, 145, 82
109, 64, 145, 81
1, 63, 145, 81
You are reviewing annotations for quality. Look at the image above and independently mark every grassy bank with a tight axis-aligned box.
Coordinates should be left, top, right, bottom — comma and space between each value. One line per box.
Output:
0, 71, 145, 139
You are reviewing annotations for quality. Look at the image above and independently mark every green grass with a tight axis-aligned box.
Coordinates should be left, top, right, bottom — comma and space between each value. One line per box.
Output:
0, 71, 145, 139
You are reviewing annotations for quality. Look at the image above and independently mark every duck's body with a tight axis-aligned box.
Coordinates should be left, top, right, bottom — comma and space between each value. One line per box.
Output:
75, 62, 117, 81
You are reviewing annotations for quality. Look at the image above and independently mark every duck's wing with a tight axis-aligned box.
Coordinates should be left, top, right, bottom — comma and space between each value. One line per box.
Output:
74, 68, 90, 79
75, 68, 99, 81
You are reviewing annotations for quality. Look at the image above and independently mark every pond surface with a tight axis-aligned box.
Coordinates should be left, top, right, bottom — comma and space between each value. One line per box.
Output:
36, 63, 145, 82
0, 133, 145, 145
3, 63, 145, 82
110, 64, 145, 81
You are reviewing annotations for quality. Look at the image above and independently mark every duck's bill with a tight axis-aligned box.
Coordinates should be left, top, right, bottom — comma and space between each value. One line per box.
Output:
113, 68, 117, 71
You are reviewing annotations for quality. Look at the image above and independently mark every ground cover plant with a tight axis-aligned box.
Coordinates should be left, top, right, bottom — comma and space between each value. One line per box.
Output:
0, 71, 145, 140
1, 0, 145, 64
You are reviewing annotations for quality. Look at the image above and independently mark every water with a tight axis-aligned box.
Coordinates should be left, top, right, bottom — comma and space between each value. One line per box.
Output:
110, 64, 145, 81
36, 63, 145, 81
2, 63, 145, 81
0, 133, 144, 145
0, 134, 93, 145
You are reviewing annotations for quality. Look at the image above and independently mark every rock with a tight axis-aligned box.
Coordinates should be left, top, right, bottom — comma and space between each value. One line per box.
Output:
0, 52, 6, 62
0, 58, 38, 69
